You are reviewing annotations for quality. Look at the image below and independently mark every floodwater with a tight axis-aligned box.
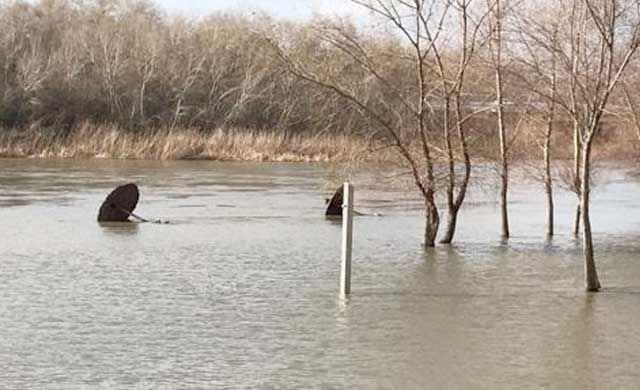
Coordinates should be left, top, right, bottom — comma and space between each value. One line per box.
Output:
1, 159, 640, 389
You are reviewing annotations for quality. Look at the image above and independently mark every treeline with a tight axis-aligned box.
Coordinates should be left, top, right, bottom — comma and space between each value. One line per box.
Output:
1, 0, 638, 153
0, 0, 377, 135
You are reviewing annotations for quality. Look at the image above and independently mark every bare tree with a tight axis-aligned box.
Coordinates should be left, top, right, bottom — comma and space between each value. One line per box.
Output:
579, 0, 640, 291
513, 8, 561, 238
486, 0, 511, 239
548, 0, 640, 291
434, 0, 495, 244
542, 47, 558, 238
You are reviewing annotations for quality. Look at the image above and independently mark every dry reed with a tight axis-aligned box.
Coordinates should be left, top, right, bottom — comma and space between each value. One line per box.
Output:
1, 121, 637, 163
0, 123, 371, 162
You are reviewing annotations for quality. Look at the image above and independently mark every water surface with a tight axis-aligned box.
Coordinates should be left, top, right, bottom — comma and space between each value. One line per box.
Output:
1, 159, 639, 389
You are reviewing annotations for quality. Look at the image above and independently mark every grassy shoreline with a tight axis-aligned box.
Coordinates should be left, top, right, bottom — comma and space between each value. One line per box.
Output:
1, 123, 638, 163
0, 124, 371, 162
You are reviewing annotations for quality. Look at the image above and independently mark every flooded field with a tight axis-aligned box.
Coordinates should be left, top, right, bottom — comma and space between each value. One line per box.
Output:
1, 159, 639, 389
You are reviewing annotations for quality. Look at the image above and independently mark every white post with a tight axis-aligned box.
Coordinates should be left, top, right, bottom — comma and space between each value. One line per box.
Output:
340, 182, 354, 297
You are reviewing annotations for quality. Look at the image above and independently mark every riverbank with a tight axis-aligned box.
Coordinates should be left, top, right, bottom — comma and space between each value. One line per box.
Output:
1, 122, 638, 163
0, 123, 371, 162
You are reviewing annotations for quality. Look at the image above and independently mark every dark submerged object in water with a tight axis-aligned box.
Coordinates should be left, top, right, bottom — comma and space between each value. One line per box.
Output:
98, 183, 140, 222
325, 186, 344, 217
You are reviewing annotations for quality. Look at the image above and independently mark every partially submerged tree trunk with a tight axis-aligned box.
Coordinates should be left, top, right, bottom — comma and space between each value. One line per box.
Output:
496, 70, 510, 240
439, 96, 466, 245
441, 97, 457, 244
438, 0, 486, 244
499, 142, 510, 240
489, 0, 510, 240
543, 117, 554, 238
511, 11, 560, 239
580, 138, 601, 292
440, 96, 473, 244
424, 194, 440, 247
573, 0, 640, 291
544, 36, 558, 238
440, 208, 458, 244
573, 203, 581, 237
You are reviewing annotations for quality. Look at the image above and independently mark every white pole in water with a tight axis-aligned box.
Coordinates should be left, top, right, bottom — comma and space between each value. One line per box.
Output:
340, 182, 354, 297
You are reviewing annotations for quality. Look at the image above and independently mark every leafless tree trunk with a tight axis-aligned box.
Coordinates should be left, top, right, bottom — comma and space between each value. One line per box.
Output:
572, 120, 582, 236
580, 137, 601, 291
411, 0, 440, 247
488, 0, 510, 239
544, 30, 558, 238
569, 4, 584, 237
439, 0, 494, 244
512, 10, 561, 238
575, 0, 640, 291
543, 99, 555, 238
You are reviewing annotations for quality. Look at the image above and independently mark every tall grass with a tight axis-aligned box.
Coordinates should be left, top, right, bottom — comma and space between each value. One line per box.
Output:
0, 123, 371, 162
1, 121, 637, 162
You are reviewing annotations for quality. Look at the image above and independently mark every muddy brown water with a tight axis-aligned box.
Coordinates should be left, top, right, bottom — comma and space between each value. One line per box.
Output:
1, 159, 640, 389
